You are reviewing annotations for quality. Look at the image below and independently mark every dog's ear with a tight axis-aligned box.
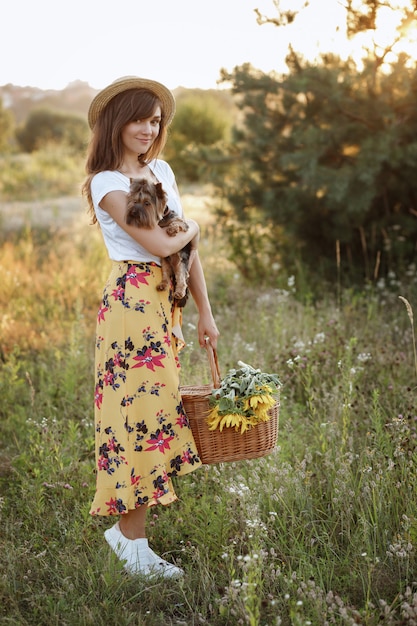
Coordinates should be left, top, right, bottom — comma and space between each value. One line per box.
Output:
129, 179, 141, 192
155, 182, 166, 200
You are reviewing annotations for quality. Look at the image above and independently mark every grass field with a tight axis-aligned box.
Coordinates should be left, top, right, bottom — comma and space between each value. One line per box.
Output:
1, 189, 417, 625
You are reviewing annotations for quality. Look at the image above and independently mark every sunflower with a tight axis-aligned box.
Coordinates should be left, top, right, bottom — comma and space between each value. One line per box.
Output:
207, 362, 280, 434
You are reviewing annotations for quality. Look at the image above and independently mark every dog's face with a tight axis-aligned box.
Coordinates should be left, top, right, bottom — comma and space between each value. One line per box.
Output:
125, 178, 168, 228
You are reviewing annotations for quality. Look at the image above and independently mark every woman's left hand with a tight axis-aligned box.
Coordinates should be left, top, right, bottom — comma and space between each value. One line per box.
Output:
198, 311, 220, 349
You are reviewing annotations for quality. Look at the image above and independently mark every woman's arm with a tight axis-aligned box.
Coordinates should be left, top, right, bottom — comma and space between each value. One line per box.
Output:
188, 251, 220, 349
100, 190, 199, 257
102, 184, 219, 347
171, 180, 219, 347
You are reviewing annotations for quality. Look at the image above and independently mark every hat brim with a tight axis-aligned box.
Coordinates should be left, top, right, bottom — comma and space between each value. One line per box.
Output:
88, 76, 176, 129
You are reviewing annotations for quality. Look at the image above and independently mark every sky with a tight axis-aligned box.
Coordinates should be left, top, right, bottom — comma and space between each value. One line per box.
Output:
1, 0, 349, 92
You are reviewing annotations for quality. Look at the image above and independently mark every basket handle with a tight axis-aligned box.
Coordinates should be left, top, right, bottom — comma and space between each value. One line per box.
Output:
205, 339, 221, 389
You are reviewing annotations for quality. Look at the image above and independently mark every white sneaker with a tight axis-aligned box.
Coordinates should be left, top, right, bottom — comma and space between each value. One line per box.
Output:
146, 545, 184, 579
104, 522, 184, 579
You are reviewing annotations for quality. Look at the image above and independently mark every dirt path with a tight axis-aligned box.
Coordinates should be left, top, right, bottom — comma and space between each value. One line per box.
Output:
0, 196, 88, 232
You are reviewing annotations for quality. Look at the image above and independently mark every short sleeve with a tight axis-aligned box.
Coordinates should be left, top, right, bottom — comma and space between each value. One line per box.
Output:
91, 171, 128, 208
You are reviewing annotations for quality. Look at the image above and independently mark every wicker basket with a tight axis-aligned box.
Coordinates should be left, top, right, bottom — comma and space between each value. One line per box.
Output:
181, 344, 279, 464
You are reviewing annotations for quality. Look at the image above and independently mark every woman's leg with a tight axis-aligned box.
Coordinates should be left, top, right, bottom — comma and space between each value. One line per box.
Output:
119, 505, 147, 540
105, 504, 183, 578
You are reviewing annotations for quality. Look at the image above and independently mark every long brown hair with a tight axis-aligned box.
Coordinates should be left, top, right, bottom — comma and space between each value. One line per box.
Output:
82, 88, 169, 222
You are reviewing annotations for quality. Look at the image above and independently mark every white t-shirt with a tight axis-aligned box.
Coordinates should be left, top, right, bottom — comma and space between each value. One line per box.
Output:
91, 159, 184, 264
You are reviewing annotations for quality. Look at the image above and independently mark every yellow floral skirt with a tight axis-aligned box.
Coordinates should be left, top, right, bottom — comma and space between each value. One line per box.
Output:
90, 261, 202, 516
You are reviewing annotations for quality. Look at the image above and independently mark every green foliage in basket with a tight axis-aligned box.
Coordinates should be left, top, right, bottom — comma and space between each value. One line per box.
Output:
207, 361, 281, 434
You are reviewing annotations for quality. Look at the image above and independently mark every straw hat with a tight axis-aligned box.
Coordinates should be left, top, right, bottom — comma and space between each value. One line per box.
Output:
88, 76, 176, 129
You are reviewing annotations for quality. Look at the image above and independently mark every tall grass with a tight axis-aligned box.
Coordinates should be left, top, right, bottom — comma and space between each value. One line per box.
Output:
1, 194, 417, 625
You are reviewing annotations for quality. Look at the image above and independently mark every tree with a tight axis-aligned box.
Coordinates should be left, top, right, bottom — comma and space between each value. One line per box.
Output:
164, 90, 234, 181
0, 98, 15, 153
16, 109, 89, 153
216, 0, 417, 284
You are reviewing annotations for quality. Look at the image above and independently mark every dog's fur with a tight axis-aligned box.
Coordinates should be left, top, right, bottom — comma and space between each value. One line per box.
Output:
125, 178, 191, 306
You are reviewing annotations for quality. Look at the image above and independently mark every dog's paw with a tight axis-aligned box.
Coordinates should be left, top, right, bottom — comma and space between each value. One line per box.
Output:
165, 221, 189, 236
165, 225, 181, 236
156, 282, 168, 291
165, 227, 178, 236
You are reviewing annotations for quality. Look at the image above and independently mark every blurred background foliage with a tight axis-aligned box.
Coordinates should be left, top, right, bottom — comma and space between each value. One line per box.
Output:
0, 0, 416, 289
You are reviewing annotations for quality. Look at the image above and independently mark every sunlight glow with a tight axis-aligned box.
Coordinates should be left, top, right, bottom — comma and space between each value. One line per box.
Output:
1, 0, 416, 91
341, 2, 417, 67
275, 0, 417, 76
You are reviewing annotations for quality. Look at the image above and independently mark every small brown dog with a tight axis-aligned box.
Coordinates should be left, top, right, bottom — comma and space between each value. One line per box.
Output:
125, 178, 191, 307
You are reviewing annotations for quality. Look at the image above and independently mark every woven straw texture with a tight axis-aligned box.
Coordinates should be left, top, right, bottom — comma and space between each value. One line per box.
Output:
88, 76, 176, 129
181, 345, 279, 464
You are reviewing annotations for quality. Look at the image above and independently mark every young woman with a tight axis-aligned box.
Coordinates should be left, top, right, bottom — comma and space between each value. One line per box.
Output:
82, 76, 219, 579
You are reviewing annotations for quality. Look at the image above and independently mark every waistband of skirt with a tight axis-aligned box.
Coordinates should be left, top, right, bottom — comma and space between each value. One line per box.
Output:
113, 260, 161, 269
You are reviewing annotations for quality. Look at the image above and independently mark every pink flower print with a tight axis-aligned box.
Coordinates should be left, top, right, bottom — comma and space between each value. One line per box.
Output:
126, 266, 150, 288
182, 449, 192, 464
90, 507, 101, 515
153, 488, 166, 501
176, 414, 188, 428
98, 456, 109, 471
145, 430, 174, 453
132, 348, 166, 371
97, 305, 109, 323
105, 498, 119, 514
163, 332, 171, 346
94, 384, 103, 409
112, 285, 125, 301
103, 371, 115, 386
113, 352, 124, 367
131, 473, 141, 486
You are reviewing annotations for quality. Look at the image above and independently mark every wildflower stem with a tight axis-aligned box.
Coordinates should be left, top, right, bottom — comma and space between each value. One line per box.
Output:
399, 296, 417, 380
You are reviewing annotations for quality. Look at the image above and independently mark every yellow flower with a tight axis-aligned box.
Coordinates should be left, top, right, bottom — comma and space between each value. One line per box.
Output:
207, 393, 276, 433
219, 413, 241, 431
206, 406, 222, 431
244, 393, 275, 413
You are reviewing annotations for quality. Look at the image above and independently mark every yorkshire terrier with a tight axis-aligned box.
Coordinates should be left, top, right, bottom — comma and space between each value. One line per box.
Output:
125, 178, 191, 307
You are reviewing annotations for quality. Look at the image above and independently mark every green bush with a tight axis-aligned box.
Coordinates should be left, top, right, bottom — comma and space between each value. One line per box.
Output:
16, 108, 88, 153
